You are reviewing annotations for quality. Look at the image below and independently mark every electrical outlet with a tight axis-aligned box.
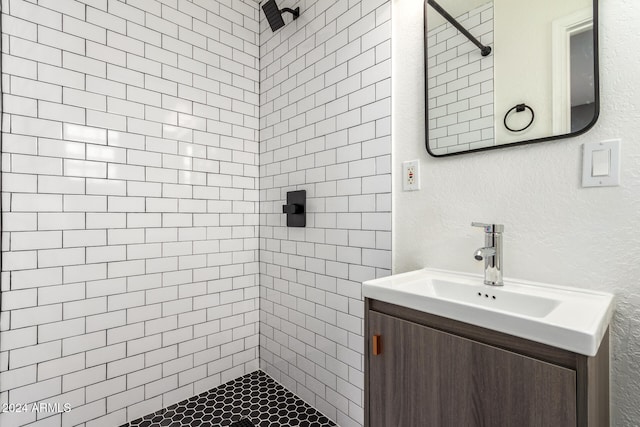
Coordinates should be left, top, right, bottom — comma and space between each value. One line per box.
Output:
402, 160, 420, 191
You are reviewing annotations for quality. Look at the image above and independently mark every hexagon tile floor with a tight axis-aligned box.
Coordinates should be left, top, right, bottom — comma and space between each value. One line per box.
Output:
120, 370, 338, 427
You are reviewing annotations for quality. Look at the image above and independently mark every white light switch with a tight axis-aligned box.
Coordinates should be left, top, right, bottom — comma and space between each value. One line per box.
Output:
591, 149, 610, 177
582, 140, 621, 187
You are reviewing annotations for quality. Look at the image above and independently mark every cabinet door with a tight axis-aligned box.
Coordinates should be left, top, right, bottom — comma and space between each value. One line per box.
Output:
368, 311, 577, 427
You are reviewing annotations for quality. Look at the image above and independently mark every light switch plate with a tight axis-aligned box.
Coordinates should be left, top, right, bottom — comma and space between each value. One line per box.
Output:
582, 139, 621, 187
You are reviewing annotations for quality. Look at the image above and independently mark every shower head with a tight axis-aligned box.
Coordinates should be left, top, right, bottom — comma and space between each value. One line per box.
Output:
262, 0, 300, 32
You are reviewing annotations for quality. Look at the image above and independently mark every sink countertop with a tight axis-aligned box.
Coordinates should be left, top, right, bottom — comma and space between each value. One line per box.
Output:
363, 268, 614, 356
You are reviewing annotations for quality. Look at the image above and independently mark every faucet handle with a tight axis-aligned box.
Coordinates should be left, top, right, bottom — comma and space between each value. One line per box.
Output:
472, 222, 504, 233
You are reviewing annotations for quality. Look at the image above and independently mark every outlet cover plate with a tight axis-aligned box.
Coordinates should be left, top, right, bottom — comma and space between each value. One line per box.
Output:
402, 160, 420, 191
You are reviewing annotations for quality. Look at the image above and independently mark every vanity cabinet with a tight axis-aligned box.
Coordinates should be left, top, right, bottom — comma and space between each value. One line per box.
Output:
365, 299, 609, 427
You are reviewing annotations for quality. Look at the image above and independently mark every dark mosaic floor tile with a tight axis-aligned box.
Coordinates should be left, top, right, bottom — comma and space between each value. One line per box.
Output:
121, 371, 337, 427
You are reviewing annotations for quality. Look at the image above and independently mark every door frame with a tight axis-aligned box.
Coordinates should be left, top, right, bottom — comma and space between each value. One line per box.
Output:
551, 8, 594, 134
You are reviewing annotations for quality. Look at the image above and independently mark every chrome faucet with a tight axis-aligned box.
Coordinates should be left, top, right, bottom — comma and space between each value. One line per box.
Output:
472, 222, 504, 286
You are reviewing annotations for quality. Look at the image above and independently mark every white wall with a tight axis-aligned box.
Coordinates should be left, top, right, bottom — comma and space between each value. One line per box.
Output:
258, 1, 392, 426
0, 1, 260, 426
393, 0, 640, 425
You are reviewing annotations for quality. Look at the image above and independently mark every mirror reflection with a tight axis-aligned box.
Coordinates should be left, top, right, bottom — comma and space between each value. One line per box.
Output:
425, 0, 598, 156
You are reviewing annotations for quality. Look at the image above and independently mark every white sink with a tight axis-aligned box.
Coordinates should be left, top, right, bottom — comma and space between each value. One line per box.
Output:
429, 280, 560, 318
363, 269, 614, 356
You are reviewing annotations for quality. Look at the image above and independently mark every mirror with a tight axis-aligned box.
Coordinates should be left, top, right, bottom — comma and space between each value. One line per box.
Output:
425, 0, 599, 156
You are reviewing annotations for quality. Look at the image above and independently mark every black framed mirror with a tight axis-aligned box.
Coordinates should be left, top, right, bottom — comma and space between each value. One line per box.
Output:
424, 0, 599, 157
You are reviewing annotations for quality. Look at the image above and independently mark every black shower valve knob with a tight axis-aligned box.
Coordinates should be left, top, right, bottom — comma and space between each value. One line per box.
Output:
282, 204, 304, 214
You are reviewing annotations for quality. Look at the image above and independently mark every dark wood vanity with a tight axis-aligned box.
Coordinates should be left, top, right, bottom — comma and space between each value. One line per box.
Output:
364, 299, 609, 427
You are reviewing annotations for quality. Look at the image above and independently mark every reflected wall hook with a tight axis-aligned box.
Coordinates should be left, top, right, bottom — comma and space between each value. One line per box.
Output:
504, 103, 535, 132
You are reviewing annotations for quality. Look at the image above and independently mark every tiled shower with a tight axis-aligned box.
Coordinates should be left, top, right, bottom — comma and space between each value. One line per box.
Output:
0, 0, 390, 426
258, 0, 391, 425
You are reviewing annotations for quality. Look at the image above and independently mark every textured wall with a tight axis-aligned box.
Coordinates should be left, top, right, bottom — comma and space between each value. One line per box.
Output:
0, 0, 260, 425
393, 0, 640, 425
258, 0, 392, 426
427, 2, 494, 154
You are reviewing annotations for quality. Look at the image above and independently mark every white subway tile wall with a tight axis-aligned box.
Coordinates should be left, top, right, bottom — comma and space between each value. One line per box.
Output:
258, 1, 392, 426
0, 0, 260, 426
427, 2, 494, 155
